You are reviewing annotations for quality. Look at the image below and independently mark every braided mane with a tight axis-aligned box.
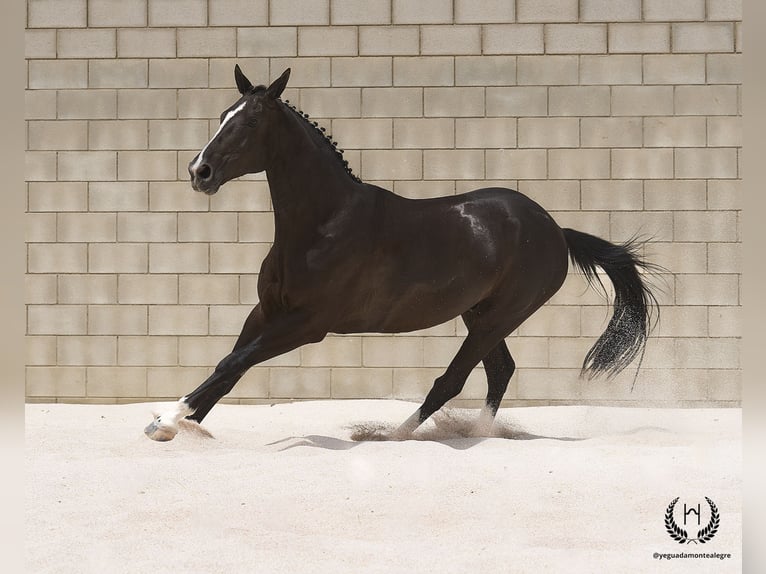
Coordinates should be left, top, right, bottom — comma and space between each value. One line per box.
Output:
281, 99, 362, 183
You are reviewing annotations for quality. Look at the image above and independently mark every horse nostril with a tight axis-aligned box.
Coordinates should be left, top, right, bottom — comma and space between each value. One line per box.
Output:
197, 164, 212, 181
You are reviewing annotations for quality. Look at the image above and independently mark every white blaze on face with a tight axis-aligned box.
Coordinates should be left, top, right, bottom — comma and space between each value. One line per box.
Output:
191, 100, 248, 172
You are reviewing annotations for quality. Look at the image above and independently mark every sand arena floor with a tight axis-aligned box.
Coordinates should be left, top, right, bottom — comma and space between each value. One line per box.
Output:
26, 400, 741, 573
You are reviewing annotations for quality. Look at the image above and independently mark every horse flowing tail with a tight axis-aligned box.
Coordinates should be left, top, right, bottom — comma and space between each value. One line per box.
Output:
562, 228, 660, 383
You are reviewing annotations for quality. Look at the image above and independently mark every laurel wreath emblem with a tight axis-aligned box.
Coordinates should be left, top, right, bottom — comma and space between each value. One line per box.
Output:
665, 497, 720, 544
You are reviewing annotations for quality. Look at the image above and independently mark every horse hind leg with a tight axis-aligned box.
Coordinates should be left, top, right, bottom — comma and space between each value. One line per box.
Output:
474, 340, 516, 436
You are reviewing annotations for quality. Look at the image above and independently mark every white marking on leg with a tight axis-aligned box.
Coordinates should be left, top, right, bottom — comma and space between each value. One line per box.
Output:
154, 398, 194, 432
191, 101, 247, 172
392, 409, 422, 440
475, 404, 496, 437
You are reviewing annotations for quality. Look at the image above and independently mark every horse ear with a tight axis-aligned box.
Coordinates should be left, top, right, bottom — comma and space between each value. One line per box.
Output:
266, 68, 291, 100
234, 64, 254, 95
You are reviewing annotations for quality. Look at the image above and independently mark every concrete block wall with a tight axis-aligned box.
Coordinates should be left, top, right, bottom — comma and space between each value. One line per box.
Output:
26, 0, 741, 407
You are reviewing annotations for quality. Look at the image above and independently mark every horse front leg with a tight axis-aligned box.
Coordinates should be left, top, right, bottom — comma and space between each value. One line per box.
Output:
144, 305, 326, 441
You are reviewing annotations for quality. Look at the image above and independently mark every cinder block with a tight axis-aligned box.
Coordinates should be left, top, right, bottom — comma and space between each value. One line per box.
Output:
331, 0, 391, 25
654, 306, 707, 337
706, 54, 741, 84
26, 213, 56, 243
26, 335, 56, 366
149, 59, 208, 88
517, 56, 578, 85
119, 274, 178, 304
708, 180, 740, 210
580, 0, 641, 22
88, 305, 148, 335
482, 24, 544, 55
608, 23, 670, 53
271, 0, 329, 25
581, 180, 643, 211
89, 182, 148, 212
57, 29, 116, 58
58, 151, 116, 181
518, 118, 579, 148
28, 60, 87, 89
676, 85, 739, 116
58, 336, 116, 366
298, 27, 358, 56
487, 87, 548, 117
394, 180, 456, 199
332, 118, 393, 149
25, 90, 57, 120
147, 366, 211, 397
270, 58, 331, 87
676, 274, 739, 306
393, 118, 453, 149
57, 213, 116, 243
210, 243, 271, 274
393, 0, 452, 24
28, 0, 86, 28
549, 86, 609, 116
707, 117, 742, 147
149, 244, 208, 273
298, 87, 360, 117
117, 213, 177, 243
89, 244, 148, 273
332, 57, 392, 87
643, 55, 705, 84
178, 274, 239, 305
118, 151, 177, 181
177, 89, 240, 120
612, 86, 673, 116
26, 29, 56, 59
89, 60, 148, 88
89, 0, 147, 27
28, 244, 87, 274
361, 150, 422, 180
28, 121, 87, 151
545, 24, 607, 54
148, 120, 209, 150
238, 213, 277, 243
517, 0, 578, 22
149, 181, 209, 212
148, 306, 208, 335
708, 307, 741, 338
209, 305, 253, 335
581, 117, 642, 148
26, 367, 86, 397
644, 0, 705, 21
708, 243, 741, 274
675, 148, 738, 179
359, 26, 419, 56
209, 58, 269, 88
676, 338, 739, 370
27, 305, 87, 335
672, 23, 734, 53
393, 367, 442, 399
456, 118, 516, 149
674, 211, 738, 242
644, 117, 706, 147
118, 336, 178, 366
363, 336, 423, 367
361, 87, 421, 117
117, 28, 175, 58
86, 367, 147, 398
579, 55, 642, 84
454, 0, 514, 23
423, 150, 484, 180
644, 180, 706, 211
423, 337, 463, 367
548, 149, 610, 180
88, 120, 147, 151
270, 368, 331, 398
302, 336, 362, 367
58, 275, 116, 305
25, 152, 56, 182
486, 149, 547, 180
708, 0, 742, 21
394, 57, 453, 87
237, 27, 297, 57
209, 0, 268, 25
178, 213, 238, 242
421, 25, 481, 55
178, 28, 237, 58
518, 306, 580, 336
455, 56, 515, 86
118, 89, 177, 119
149, 0, 207, 26
610, 211, 673, 242
331, 368, 393, 399
516, 180, 580, 211
179, 336, 237, 367
424, 87, 484, 117
612, 149, 673, 179
28, 182, 87, 212
58, 90, 117, 119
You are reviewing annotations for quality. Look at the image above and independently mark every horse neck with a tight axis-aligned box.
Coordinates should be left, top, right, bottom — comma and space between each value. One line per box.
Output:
264, 107, 358, 227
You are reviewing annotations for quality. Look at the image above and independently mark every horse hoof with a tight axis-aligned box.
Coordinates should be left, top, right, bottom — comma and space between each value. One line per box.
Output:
144, 418, 178, 442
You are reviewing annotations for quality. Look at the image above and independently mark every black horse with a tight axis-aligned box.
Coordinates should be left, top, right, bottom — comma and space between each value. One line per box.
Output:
145, 66, 658, 441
